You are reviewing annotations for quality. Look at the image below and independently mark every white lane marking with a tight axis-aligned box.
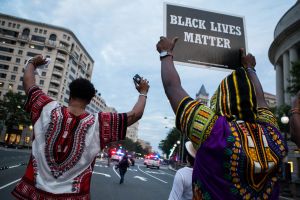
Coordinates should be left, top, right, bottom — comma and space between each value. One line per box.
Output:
0, 178, 21, 190
94, 164, 103, 167
158, 171, 175, 176
113, 165, 120, 178
134, 176, 147, 181
138, 165, 167, 184
128, 168, 137, 171
146, 171, 165, 175
9, 164, 21, 169
92, 172, 111, 177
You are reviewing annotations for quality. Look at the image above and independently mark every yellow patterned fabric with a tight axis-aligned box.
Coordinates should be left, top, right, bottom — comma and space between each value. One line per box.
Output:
210, 67, 257, 122
256, 107, 279, 129
176, 96, 218, 150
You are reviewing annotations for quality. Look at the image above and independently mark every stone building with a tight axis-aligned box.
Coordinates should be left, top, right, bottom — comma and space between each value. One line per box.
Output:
268, 0, 300, 181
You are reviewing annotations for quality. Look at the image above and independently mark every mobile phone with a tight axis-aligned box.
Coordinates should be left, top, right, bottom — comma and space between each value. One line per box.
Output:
133, 74, 141, 84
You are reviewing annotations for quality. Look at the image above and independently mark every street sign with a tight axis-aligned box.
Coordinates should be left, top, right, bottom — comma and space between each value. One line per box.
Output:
164, 3, 247, 70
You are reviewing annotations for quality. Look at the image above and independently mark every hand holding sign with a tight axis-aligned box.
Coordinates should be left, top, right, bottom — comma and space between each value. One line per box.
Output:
240, 48, 256, 70
156, 36, 179, 53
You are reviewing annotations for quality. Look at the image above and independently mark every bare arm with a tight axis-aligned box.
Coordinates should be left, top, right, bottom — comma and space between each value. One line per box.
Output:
241, 50, 268, 108
157, 37, 189, 113
127, 78, 150, 126
23, 55, 47, 95
290, 91, 300, 147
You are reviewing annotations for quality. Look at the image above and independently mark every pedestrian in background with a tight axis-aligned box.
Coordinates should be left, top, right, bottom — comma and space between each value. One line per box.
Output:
12, 55, 149, 199
116, 154, 131, 184
290, 91, 300, 148
157, 36, 287, 199
169, 141, 196, 200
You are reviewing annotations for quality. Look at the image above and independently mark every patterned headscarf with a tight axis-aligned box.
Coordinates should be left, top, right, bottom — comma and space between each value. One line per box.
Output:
210, 67, 257, 122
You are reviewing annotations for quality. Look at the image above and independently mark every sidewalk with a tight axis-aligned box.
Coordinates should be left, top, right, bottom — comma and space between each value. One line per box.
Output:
280, 180, 300, 199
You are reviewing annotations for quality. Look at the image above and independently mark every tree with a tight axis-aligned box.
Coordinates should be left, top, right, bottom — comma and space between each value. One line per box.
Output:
110, 137, 149, 156
158, 127, 181, 156
287, 61, 300, 95
0, 91, 31, 143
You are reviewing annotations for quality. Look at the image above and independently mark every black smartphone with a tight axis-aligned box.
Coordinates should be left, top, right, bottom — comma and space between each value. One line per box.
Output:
133, 74, 141, 84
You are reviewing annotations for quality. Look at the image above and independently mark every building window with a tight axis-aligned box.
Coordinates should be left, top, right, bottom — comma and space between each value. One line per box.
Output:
18, 50, 23, 55
67, 36, 70, 41
27, 52, 39, 57
0, 55, 11, 61
0, 46, 14, 53
0, 82, 3, 87
17, 85, 23, 90
13, 66, 18, 72
12, 23, 16, 28
11, 75, 16, 80
43, 30, 47, 34
8, 22, 11, 27
31, 35, 46, 43
22, 28, 30, 36
29, 44, 44, 50
41, 72, 46, 76
19, 77, 23, 81
1, 21, 5, 26
20, 42, 25, 47
39, 80, 44, 85
64, 98, 69, 103
39, 29, 43, 34
34, 28, 38, 33
16, 58, 21, 63
0, 73, 7, 79
0, 64, 9, 70
63, 34, 67, 39
49, 34, 57, 41
16, 24, 20, 29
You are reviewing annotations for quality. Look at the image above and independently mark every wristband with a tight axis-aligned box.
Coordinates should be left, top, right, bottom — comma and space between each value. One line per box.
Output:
139, 93, 147, 98
160, 51, 173, 60
246, 67, 256, 73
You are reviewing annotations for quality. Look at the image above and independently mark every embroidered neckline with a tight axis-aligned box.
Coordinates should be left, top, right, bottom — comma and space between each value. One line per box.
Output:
45, 107, 95, 178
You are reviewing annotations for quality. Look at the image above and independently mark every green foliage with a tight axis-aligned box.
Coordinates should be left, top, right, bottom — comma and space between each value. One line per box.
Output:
0, 91, 31, 132
287, 61, 300, 95
158, 127, 181, 156
110, 137, 149, 156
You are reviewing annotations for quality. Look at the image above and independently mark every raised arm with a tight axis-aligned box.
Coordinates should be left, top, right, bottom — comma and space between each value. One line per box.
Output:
23, 55, 47, 95
126, 77, 150, 126
156, 37, 189, 113
290, 91, 300, 147
241, 49, 268, 108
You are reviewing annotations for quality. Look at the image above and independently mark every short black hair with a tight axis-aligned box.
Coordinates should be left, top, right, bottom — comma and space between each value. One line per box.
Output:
69, 78, 96, 103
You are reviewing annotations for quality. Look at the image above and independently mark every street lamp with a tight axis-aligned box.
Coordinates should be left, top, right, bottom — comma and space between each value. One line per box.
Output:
280, 114, 290, 182
177, 140, 181, 163
281, 114, 289, 124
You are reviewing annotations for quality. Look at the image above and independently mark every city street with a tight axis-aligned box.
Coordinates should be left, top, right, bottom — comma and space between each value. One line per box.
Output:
0, 149, 175, 200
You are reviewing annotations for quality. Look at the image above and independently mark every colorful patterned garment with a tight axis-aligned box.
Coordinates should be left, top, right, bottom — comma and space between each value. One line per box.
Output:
176, 68, 287, 200
12, 86, 127, 200
176, 97, 287, 200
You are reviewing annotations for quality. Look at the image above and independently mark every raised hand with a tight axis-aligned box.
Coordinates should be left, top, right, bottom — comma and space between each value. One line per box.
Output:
156, 36, 179, 53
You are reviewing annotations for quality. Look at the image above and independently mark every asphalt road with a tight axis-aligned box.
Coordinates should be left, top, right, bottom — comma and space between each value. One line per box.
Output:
0, 149, 175, 200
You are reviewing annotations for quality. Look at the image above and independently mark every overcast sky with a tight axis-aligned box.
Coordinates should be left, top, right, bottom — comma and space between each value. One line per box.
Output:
0, 0, 296, 153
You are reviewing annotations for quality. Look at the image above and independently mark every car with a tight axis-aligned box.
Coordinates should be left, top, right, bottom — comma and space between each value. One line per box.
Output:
146, 157, 160, 169
144, 156, 150, 165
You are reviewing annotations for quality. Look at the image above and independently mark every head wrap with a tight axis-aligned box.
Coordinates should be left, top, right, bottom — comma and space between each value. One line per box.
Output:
210, 67, 257, 122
